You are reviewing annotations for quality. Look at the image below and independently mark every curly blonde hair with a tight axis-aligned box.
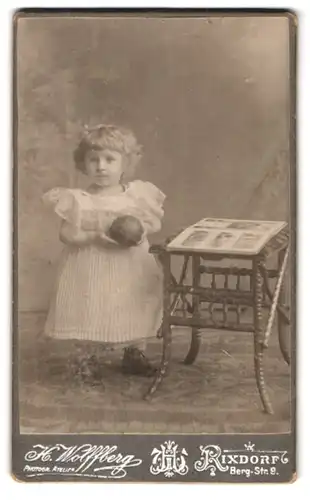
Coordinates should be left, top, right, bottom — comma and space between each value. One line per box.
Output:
73, 124, 143, 176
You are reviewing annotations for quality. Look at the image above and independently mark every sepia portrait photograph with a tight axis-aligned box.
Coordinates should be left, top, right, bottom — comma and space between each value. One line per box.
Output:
12, 10, 296, 483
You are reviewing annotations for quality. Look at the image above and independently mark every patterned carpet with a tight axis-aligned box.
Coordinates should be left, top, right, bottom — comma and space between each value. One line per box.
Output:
18, 312, 291, 434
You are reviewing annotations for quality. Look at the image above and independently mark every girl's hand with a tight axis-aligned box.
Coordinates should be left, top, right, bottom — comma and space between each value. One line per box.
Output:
135, 230, 147, 246
59, 221, 97, 247
95, 232, 120, 247
95, 231, 146, 248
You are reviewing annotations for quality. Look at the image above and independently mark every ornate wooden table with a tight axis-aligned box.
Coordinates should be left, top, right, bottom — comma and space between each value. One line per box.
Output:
144, 227, 290, 414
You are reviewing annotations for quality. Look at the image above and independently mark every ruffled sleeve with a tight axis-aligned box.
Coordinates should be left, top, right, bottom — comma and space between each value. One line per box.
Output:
42, 188, 81, 226
126, 180, 166, 234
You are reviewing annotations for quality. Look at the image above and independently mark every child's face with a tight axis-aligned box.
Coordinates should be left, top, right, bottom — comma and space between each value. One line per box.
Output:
84, 149, 124, 187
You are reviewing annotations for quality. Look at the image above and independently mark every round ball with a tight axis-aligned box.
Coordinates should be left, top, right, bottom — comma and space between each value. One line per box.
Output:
108, 215, 144, 247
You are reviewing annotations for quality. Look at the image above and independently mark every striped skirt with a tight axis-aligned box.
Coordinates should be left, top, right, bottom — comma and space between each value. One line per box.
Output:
44, 240, 163, 346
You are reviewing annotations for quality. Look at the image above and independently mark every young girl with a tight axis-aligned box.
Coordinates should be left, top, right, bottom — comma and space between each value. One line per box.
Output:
42, 124, 165, 378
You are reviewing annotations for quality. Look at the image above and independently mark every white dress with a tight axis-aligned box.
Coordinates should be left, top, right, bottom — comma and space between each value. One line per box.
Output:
42, 180, 165, 346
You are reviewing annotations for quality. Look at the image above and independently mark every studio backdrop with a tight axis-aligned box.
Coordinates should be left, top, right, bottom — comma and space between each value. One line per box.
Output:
16, 16, 290, 312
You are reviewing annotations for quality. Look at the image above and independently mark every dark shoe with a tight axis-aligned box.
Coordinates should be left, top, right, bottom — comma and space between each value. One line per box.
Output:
122, 347, 157, 377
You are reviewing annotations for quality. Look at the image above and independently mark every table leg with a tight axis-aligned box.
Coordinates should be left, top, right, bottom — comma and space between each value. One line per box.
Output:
253, 258, 273, 414
278, 248, 290, 365
184, 254, 201, 365
144, 252, 172, 400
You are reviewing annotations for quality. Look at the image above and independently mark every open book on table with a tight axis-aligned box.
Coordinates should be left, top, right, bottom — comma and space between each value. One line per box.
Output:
166, 218, 287, 255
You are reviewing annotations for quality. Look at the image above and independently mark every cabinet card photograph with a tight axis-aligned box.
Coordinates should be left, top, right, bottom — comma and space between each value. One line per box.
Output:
12, 10, 296, 483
